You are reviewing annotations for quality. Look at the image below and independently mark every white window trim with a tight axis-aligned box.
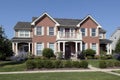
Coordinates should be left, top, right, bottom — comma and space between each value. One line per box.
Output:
35, 26, 44, 36
18, 30, 30, 37
48, 27, 55, 36
35, 42, 44, 56
90, 28, 97, 37
48, 42, 55, 53
85, 28, 87, 36
85, 43, 88, 50
90, 43, 98, 55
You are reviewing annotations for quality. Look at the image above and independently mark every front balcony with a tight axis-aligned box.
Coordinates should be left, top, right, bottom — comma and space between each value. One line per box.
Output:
57, 32, 82, 41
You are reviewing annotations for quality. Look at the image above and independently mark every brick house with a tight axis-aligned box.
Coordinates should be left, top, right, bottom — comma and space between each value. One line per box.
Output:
12, 12, 112, 59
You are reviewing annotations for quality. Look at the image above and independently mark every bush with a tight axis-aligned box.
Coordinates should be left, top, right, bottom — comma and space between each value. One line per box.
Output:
99, 60, 107, 68
80, 60, 88, 68
106, 61, 114, 67
56, 52, 63, 60
114, 61, 120, 67
26, 60, 36, 69
36, 60, 44, 69
43, 60, 54, 68
53, 60, 63, 68
42, 48, 54, 59
72, 61, 80, 68
78, 52, 85, 60
64, 60, 72, 68
83, 49, 96, 59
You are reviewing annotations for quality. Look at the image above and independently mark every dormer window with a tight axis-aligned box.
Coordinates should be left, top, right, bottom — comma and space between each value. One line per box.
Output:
18, 30, 30, 37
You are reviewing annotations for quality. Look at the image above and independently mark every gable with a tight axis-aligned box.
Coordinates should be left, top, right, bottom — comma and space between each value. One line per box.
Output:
31, 13, 59, 26
35, 15, 56, 26
80, 17, 98, 28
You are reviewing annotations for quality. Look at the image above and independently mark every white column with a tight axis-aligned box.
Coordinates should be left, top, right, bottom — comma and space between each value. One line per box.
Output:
106, 44, 109, 54
28, 43, 31, 52
75, 42, 78, 58
63, 42, 65, 58
58, 42, 60, 52
109, 44, 112, 54
80, 41, 82, 52
16, 43, 18, 55
12, 43, 14, 53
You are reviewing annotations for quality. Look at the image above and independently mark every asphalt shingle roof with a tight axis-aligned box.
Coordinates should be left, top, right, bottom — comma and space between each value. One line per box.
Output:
54, 18, 82, 26
100, 39, 112, 44
12, 37, 32, 42
99, 28, 106, 33
14, 22, 31, 30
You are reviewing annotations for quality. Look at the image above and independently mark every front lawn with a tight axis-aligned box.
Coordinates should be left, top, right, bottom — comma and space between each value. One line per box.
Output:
0, 72, 119, 80
112, 70, 120, 74
0, 61, 26, 72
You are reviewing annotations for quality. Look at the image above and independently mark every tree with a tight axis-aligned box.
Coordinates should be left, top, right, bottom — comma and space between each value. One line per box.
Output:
0, 26, 13, 60
115, 38, 120, 53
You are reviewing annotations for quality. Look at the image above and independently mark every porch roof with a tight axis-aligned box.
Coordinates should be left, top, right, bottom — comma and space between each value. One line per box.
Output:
100, 39, 112, 44
12, 37, 32, 42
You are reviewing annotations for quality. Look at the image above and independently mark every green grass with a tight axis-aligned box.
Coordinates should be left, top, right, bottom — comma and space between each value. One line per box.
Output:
0, 61, 26, 72
0, 72, 119, 80
112, 70, 120, 74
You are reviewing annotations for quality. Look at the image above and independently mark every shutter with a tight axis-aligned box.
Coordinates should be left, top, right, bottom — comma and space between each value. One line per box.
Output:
34, 27, 36, 35
42, 27, 44, 35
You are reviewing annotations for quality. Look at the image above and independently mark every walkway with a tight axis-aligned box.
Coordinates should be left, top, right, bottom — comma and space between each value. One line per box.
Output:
0, 65, 120, 76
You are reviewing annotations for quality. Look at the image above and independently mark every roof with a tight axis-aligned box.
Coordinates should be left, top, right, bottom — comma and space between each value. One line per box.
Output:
12, 37, 32, 42
14, 22, 31, 30
54, 18, 82, 26
31, 12, 60, 26
100, 39, 112, 44
111, 27, 120, 37
99, 28, 106, 33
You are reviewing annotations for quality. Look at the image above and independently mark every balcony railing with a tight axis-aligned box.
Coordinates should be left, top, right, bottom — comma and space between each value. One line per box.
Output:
57, 32, 82, 40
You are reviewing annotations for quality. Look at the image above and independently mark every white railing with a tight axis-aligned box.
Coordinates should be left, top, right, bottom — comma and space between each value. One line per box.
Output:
57, 32, 82, 40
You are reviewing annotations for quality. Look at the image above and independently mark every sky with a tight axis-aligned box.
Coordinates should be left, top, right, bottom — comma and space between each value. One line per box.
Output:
0, 0, 120, 39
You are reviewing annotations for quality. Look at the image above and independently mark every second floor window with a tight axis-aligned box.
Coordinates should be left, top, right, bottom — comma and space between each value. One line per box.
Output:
36, 27, 42, 35
49, 27, 54, 36
19, 30, 30, 37
91, 28, 96, 36
81, 28, 85, 36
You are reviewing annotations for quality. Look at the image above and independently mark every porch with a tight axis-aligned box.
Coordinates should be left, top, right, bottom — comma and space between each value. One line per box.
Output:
12, 37, 32, 56
57, 41, 82, 59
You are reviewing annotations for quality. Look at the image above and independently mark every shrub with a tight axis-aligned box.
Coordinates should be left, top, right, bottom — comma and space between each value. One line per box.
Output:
26, 60, 36, 69
80, 60, 88, 68
114, 61, 120, 67
43, 60, 54, 68
72, 61, 80, 68
56, 52, 63, 60
99, 60, 107, 68
83, 49, 96, 59
42, 48, 54, 59
53, 60, 63, 68
64, 60, 72, 68
36, 60, 44, 69
106, 61, 114, 67
78, 52, 85, 60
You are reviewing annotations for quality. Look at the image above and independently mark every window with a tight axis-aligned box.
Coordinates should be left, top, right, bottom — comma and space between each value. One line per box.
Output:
49, 27, 54, 36
91, 28, 96, 36
92, 43, 96, 51
82, 43, 85, 50
19, 30, 30, 37
81, 28, 85, 36
36, 27, 42, 35
71, 28, 74, 37
49, 43, 54, 52
36, 43, 43, 56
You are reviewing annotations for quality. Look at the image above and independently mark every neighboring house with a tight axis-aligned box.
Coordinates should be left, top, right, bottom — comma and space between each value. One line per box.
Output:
110, 27, 120, 51
12, 12, 112, 59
